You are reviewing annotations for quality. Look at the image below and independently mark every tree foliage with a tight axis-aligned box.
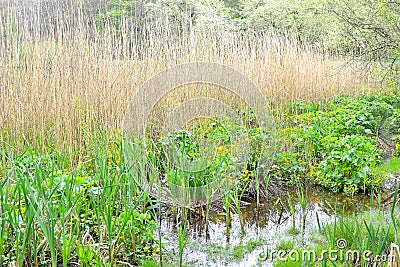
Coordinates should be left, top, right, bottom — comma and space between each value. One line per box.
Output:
328, 0, 400, 82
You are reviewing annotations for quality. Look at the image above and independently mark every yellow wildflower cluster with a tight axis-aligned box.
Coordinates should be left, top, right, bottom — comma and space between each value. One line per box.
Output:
216, 145, 229, 154
343, 184, 358, 195
395, 141, 400, 157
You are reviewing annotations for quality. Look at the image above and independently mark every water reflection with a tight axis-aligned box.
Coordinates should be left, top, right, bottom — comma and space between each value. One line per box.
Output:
160, 185, 384, 266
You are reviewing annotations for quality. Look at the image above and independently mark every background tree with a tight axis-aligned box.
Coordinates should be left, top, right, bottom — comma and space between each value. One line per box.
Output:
328, 0, 400, 86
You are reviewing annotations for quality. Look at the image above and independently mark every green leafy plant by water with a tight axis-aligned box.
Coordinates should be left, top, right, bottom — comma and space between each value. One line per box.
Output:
277, 93, 400, 194
315, 135, 383, 194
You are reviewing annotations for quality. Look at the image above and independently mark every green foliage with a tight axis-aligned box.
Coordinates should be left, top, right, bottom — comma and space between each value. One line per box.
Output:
386, 109, 400, 134
329, 0, 400, 81
277, 93, 400, 194
177, 221, 187, 267
315, 135, 383, 194
319, 202, 399, 266
225, 238, 263, 261
151, 116, 268, 189
286, 101, 321, 115
269, 151, 309, 185
96, 0, 137, 34
275, 239, 295, 251
142, 260, 159, 267
394, 137, 400, 157
97, 0, 400, 67
77, 246, 94, 266
116, 211, 158, 263
287, 226, 300, 235
97, 0, 196, 37
0, 135, 159, 266
155, 126, 235, 188
243, 0, 347, 49
321, 95, 394, 136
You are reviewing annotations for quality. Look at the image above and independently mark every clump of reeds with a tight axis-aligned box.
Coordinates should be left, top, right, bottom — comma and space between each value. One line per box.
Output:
0, 1, 376, 151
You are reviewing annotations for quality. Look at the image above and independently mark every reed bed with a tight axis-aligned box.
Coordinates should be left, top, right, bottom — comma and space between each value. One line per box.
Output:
0, 2, 395, 266
0, 1, 376, 151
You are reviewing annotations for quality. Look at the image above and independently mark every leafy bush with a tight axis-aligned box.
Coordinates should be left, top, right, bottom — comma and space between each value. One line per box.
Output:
155, 126, 236, 187
386, 109, 400, 133
277, 125, 325, 162
268, 151, 309, 185
364, 94, 400, 109
277, 94, 400, 193
315, 135, 383, 194
319, 97, 394, 136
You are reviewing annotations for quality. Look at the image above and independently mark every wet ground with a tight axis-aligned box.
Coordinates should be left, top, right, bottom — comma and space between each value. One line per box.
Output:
157, 184, 392, 267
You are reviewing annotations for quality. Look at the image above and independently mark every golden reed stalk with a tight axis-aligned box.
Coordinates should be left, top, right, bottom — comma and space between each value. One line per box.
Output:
0, 1, 376, 151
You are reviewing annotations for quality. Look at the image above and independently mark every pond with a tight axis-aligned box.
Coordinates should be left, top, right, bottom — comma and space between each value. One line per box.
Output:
158, 183, 396, 266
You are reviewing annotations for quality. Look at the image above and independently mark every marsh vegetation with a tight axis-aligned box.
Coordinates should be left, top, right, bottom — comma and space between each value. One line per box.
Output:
0, 1, 399, 266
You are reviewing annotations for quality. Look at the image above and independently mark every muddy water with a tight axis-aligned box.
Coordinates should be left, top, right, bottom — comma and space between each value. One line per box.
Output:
158, 185, 383, 266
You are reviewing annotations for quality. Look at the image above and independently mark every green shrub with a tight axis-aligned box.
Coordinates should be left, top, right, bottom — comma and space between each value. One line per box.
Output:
319, 97, 394, 136
155, 125, 237, 187
275, 125, 322, 161
153, 117, 270, 188
276, 94, 400, 193
315, 135, 383, 194
268, 151, 308, 185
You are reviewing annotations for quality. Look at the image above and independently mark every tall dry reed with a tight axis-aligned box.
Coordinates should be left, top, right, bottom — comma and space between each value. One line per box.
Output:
0, 1, 377, 150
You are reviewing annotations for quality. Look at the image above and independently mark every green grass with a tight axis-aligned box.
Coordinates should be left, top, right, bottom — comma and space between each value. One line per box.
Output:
287, 226, 301, 235
376, 157, 400, 174
231, 238, 264, 261
275, 239, 295, 251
